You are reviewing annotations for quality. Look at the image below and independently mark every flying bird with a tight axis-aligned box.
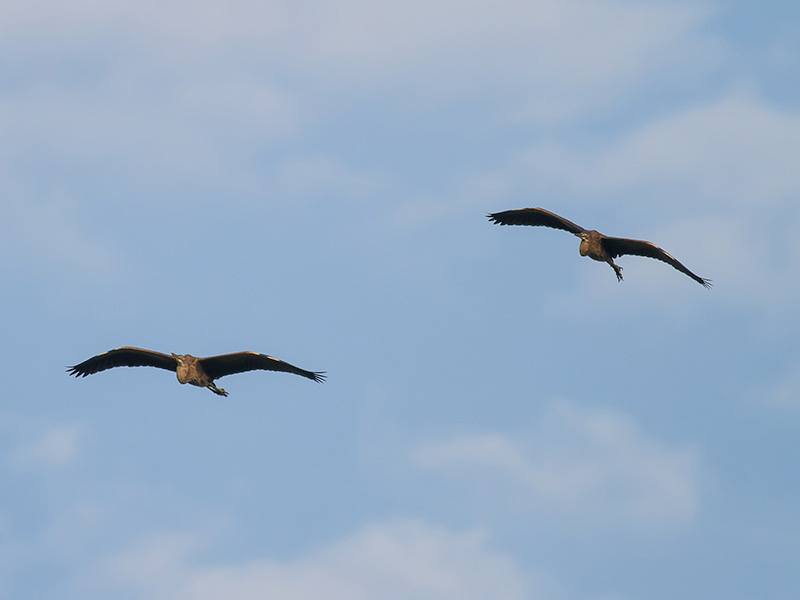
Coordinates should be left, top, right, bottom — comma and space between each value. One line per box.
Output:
487, 207, 711, 287
67, 347, 326, 396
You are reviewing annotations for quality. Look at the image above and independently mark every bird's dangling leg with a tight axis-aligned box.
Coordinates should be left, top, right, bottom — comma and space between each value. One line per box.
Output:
608, 260, 623, 282
207, 383, 229, 397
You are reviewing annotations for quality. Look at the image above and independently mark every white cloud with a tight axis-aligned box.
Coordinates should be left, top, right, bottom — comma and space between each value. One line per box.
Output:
0, 190, 120, 280
286, 0, 715, 77
178, 79, 302, 140
0, 0, 728, 216
413, 401, 699, 524
589, 93, 800, 205
275, 156, 387, 202
10, 424, 83, 469
0, 0, 718, 116
760, 360, 800, 412
90, 520, 535, 600
0, 75, 302, 176
512, 92, 800, 208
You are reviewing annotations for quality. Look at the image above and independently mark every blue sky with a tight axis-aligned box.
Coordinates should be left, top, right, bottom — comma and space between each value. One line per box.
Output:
2, 0, 799, 597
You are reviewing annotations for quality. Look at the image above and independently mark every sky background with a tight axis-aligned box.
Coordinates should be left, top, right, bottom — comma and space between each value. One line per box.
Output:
2, 0, 800, 598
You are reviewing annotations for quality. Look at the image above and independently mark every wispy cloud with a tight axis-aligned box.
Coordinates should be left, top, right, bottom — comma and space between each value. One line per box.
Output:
413, 401, 700, 525
760, 360, 800, 412
89, 520, 535, 600
9, 423, 83, 469
0, 76, 301, 180
508, 92, 800, 208
588, 93, 800, 206
274, 156, 387, 203
0, 190, 120, 280
1, 0, 718, 118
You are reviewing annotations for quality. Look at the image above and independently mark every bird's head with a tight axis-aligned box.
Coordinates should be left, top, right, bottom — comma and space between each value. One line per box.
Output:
579, 230, 601, 242
171, 353, 184, 365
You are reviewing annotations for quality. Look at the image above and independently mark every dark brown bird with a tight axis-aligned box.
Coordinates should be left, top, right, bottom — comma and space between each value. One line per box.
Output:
67, 347, 326, 396
488, 207, 711, 287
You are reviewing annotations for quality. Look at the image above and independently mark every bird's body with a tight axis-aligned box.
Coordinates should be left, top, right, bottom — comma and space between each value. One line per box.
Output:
68, 347, 325, 396
577, 229, 624, 281
173, 353, 225, 395
578, 229, 612, 261
488, 207, 711, 287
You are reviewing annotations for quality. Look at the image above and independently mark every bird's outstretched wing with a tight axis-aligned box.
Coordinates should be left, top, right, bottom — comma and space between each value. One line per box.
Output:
199, 352, 326, 383
67, 347, 179, 377
601, 237, 712, 288
487, 208, 585, 235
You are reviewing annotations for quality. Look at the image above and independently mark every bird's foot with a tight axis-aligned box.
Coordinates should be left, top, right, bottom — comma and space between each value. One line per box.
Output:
208, 384, 229, 397
613, 265, 624, 282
